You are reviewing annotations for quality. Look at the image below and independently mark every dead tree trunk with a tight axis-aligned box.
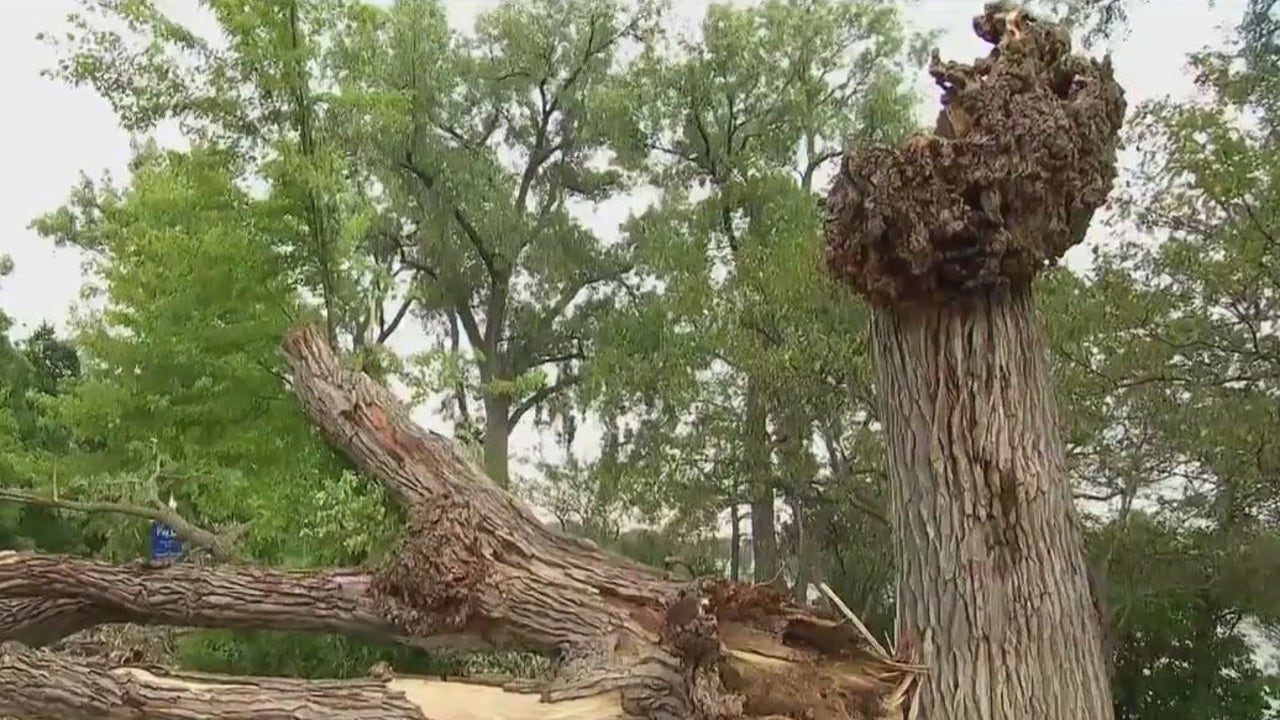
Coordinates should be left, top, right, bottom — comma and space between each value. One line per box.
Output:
824, 6, 1126, 720
1, 644, 425, 720
0, 322, 923, 719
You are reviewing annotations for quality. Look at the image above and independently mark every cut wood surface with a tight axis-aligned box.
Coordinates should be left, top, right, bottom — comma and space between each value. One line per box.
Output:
0, 322, 922, 720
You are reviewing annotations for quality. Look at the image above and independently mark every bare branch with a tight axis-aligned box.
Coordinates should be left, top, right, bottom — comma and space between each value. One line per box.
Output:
377, 295, 415, 345
1073, 489, 1124, 502
509, 373, 581, 427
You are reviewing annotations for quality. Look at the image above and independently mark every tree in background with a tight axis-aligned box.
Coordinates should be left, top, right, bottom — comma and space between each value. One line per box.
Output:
1080, 0, 1280, 712
0, 262, 89, 557
35, 0, 645, 489
337, 0, 656, 486
586, 0, 919, 590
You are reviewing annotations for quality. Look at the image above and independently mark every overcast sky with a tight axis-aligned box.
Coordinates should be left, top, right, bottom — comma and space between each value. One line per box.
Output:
0, 0, 1246, 472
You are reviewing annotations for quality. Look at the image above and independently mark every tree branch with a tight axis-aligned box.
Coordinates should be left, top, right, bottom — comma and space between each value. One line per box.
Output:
0, 488, 244, 560
377, 295, 415, 345
0, 552, 407, 645
398, 154, 499, 278
508, 373, 581, 427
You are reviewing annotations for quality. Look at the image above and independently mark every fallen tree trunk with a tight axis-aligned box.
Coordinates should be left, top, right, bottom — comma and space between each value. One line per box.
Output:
1, 643, 423, 720
0, 322, 923, 718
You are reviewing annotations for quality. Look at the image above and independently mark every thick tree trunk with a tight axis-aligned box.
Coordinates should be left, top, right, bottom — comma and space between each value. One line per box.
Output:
871, 287, 1113, 719
482, 394, 511, 487
0, 554, 407, 643
1, 323, 923, 720
822, 5, 1126, 718
744, 383, 779, 585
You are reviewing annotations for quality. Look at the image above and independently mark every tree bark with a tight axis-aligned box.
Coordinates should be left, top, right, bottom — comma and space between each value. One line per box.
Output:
0, 553, 405, 643
744, 383, 779, 585
871, 287, 1112, 719
1, 323, 924, 720
0, 643, 423, 720
482, 394, 511, 488
822, 4, 1126, 718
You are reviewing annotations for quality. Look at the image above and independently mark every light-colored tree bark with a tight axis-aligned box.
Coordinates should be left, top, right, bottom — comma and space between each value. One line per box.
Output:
872, 289, 1113, 718
824, 4, 1127, 719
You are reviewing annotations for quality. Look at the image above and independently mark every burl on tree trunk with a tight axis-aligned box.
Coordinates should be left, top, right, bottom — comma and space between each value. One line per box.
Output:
0, 329, 923, 715
825, 4, 1126, 720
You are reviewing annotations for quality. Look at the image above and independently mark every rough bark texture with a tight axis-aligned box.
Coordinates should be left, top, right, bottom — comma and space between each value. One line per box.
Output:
482, 393, 512, 488
825, 5, 1125, 305
744, 383, 780, 585
0, 321, 925, 719
0, 554, 399, 641
872, 287, 1111, 718
0, 643, 424, 720
822, 4, 1127, 720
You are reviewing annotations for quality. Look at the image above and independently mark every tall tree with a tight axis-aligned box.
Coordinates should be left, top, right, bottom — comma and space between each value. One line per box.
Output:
334, 0, 656, 486
37, 0, 669, 488
0, 264, 90, 556
1062, 1, 1280, 701
824, 7, 1125, 719
589, 0, 919, 585
39, 0, 411, 359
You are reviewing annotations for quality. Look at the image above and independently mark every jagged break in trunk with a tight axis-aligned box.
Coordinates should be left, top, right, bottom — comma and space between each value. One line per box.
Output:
824, 6, 1126, 719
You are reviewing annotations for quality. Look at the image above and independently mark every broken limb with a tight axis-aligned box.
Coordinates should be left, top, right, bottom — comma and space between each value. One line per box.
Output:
0, 552, 405, 643
0, 641, 652, 720
282, 321, 926, 716
0, 318, 924, 719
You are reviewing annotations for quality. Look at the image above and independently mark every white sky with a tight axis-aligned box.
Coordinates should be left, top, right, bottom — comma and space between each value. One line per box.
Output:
0, 0, 1246, 477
